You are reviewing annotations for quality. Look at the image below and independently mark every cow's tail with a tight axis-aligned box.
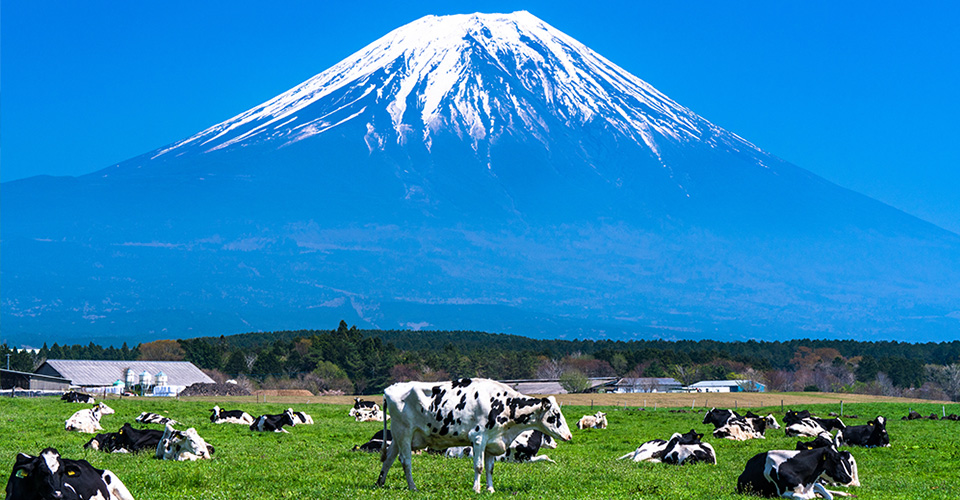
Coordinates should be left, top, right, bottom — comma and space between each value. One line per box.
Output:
379, 394, 389, 462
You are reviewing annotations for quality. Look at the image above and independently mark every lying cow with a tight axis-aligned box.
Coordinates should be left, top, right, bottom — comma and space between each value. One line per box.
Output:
5, 447, 135, 500
250, 410, 296, 433
442, 430, 558, 463
135, 412, 178, 426
745, 411, 781, 430
703, 408, 741, 429
376, 377, 573, 493
156, 424, 213, 461
617, 429, 717, 465
737, 447, 859, 499
286, 408, 314, 425
835, 416, 889, 448
715, 411, 780, 441
84, 423, 164, 454
210, 405, 254, 425
60, 391, 96, 404
795, 433, 836, 451
576, 411, 607, 430
355, 398, 380, 411
784, 411, 845, 438
354, 429, 392, 453
65, 405, 111, 434
352, 406, 388, 422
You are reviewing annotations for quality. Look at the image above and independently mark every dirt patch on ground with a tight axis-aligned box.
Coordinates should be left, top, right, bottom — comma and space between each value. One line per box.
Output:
253, 389, 314, 397
179, 383, 251, 397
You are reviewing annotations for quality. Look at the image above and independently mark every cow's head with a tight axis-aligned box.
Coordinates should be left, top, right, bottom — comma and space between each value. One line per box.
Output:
210, 406, 221, 418
763, 414, 780, 429
537, 396, 572, 442
96, 402, 115, 415
282, 409, 298, 427
676, 429, 704, 444
702, 408, 735, 427
785, 409, 811, 424
90, 405, 103, 422
5, 449, 72, 500
869, 416, 889, 446
822, 448, 860, 487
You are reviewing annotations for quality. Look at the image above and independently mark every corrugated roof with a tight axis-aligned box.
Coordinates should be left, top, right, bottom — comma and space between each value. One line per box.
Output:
688, 379, 759, 388
39, 360, 214, 387
615, 377, 681, 386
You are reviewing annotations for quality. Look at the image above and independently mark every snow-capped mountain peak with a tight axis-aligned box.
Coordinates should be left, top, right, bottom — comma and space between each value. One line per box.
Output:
156, 11, 756, 159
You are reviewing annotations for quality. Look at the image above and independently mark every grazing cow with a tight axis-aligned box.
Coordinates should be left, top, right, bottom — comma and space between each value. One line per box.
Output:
617, 429, 716, 465
286, 408, 314, 425
60, 392, 96, 404
65, 406, 105, 434
250, 411, 297, 433
576, 411, 607, 430
737, 447, 859, 499
5, 447, 135, 500
835, 416, 889, 448
703, 408, 742, 429
354, 429, 392, 453
134, 412, 177, 426
210, 405, 255, 425
156, 424, 213, 461
84, 423, 164, 454
376, 378, 573, 493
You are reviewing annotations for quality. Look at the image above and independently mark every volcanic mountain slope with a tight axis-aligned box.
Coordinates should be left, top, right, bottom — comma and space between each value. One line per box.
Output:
3, 11, 959, 345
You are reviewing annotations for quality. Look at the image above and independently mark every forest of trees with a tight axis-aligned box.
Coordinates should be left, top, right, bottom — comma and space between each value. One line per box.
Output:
3, 322, 959, 401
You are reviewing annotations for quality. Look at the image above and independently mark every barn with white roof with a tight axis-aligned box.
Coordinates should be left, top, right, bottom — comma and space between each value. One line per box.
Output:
35, 359, 214, 396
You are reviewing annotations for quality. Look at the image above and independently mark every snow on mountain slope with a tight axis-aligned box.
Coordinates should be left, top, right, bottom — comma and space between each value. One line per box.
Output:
154, 11, 756, 161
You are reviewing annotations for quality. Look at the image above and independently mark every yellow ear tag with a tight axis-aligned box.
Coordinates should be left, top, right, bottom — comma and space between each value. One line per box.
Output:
16, 469, 28, 478
67, 470, 77, 476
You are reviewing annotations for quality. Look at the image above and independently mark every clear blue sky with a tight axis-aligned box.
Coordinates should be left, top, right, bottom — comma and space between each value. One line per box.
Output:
3, 1, 959, 233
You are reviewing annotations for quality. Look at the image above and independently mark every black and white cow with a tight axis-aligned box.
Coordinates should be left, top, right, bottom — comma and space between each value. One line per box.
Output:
286, 408, 314, 425
576, 411, 607, 429
84, 423, 163, 454
737, 447, 859, 499
443, 430, 558, 463
745, 412, 781, 431
60, 392, 96, 404
617, 429, 717, 465
795, 433, 836, 451
703, 408, 742, 429
784, 412, 845, 438
835, 416, 889, 448
65, 405, 113, 434
156, 424, 213, 461
351, 406, 388, 422
354, 429, 393, 453
376, 377, 573, 493
715, 412, 780, 441
250, 411, 296, 433
355, 397, 380, 410
5, 447, 135, 500
134, 412, 178, 426
210, 405, 255, 425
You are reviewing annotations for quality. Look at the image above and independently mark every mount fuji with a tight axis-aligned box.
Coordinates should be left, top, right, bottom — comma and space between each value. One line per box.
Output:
3, 12, 959, 346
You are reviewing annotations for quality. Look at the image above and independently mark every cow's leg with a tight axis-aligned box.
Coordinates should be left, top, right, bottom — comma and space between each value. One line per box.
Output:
376, 441, 400, 487
484, 453, 496, 493
399, 441, 417, 491
812, 483, 835, 500
472, 438, 485, 493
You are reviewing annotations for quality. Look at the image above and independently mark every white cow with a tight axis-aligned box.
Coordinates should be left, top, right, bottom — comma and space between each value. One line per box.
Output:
65, 405, 105, 434
156, 424, 213, 461
352, 406, 388, 422
576, 411, 607, 429
376, 377, 573, 493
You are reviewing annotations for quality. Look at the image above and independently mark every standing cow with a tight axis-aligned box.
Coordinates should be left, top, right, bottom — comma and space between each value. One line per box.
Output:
376, 378, 573, 493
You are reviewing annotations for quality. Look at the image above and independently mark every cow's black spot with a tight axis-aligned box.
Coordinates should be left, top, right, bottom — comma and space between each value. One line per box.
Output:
104, 474, 112, 484
546, 415, 556, 424
439, 425, 450, 436
456, 394, 467, 411
475, 425, 481, 432
486, 400, 505, 429
452, 378, 472, 388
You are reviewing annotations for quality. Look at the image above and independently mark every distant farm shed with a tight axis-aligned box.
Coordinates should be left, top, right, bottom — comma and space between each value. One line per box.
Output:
1, 368, 71, 392
35, 359, 214, 395
686, 379, 765, 393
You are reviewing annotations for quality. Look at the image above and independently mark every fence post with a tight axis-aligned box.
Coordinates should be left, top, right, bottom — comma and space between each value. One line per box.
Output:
944, 405, 946, 418
841, 401, 844, 416
735, 400, 738, 409
781, 400, 784, 412
692, 399, 695, 409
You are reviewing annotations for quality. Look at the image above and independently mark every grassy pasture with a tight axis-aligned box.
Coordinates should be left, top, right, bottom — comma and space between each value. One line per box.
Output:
1, 396, 958, 499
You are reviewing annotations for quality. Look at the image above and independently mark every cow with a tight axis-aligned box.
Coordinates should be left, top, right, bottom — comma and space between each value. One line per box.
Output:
84, 423, 163, 454
60, 392, 96, 404
795, 433, 836, 451
745, 411, 781, 431
286, 408, 314, 425
375, 377, 573, 493
785, 415, 845, 438
496, 430, 558, 463
737, 447, 859, 499
134, 412, 178, 426
352, 406, 388, 422
703, 408, 742, 429
617, 429, 716, 465
156, 424, 213, 461
835, 416, 889, 448
576, 411, 607, 430
65, 406, 105, 434
210, 405, 254, 425
714, 417, 766, 441
355, 398, 380, 411
354, 429, 392, 453
5, 447, 135, 500
250, 411, 297, 433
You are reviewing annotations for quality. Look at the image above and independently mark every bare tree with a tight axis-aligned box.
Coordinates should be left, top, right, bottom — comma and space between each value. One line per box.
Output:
536, 358, 564, 379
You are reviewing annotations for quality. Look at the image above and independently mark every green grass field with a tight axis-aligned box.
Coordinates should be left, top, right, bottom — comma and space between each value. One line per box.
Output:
1, 397, 957, 499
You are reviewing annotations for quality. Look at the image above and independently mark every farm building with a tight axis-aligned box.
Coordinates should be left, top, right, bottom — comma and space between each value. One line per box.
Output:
502, 377, 618, 394
686, 379, 766, 393
1, 368, 71, 392
611, 377, 682, 393
35, 359, 214, 396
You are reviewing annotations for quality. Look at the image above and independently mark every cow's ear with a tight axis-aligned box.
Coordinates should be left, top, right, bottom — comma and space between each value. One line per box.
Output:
540, 397, 552, 409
